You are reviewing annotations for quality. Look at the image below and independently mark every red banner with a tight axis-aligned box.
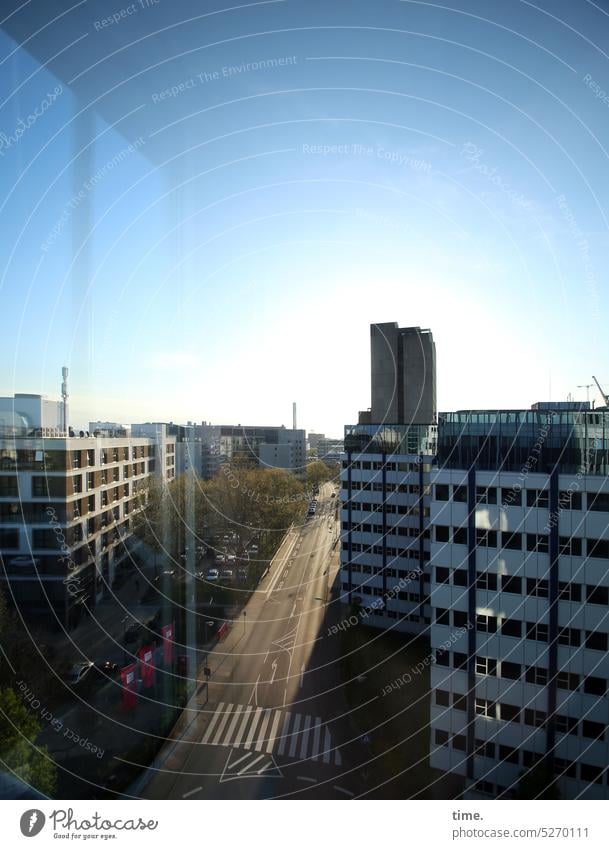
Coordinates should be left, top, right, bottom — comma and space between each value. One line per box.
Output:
138, 645, 155, 689
120, 663, 137, 710
162, 623, 175, 665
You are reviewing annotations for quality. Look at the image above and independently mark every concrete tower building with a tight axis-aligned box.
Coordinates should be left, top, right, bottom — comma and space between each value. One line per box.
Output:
370, 323, 436, 424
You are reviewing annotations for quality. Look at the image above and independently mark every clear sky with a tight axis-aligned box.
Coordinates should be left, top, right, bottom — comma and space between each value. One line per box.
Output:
0, 0, 608, 436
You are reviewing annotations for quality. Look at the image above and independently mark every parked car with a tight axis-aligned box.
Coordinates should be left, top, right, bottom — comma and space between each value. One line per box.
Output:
225, 554, 236, 564
248, 544, 259, 554
215, 553, 226, 564
220, 569, 234, 582
206, 568, 220, 581
64, 661, 94, 685
237, 569, 248, 583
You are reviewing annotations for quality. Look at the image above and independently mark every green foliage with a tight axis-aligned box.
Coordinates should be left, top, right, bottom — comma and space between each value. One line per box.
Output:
0, 687, 56, 796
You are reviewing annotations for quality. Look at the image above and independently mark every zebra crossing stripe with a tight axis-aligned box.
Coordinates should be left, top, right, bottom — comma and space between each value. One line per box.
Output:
253, 709, 273, 752
266, 709, 283, 753
299, 715, 312, 760
232, 705, 253, 748
201, 703, 342, 766
276, 712, 292, 756
311, 717, 322, 761
244, 707, 264, 750
288, 714, 302, 758
211, 703, 234, 746
201, 702, 225, 745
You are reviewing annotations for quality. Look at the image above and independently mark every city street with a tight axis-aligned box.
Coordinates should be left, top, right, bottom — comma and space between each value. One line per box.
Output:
141, 484, 356, 799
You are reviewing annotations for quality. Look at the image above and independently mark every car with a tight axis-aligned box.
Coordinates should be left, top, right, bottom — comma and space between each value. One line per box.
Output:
237, 569, 248, 582
215, 553, 226, 564
194, 570, 206, 580
225, 554, 236, 564
155, 569, 175, 583
94, 660, 119, 679
64, 661, 94, 685
248, 544, 259, 554
220, 569, 234, 582
206, 568, 220, 581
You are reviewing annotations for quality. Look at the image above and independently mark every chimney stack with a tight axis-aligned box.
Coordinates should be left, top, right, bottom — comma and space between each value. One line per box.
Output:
61, 366, 69, 433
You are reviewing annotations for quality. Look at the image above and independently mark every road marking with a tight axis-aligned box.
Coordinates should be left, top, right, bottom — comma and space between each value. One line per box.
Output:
222, 705, 244, 747
181, 786, 202, 798
201, 701, 225, 744
211, 703, 234, 746
266, 710, 282, 753
287, 714, 302, 758
311, 717, 322, 761
299, 715, 312, 759
276, 712, 292, 756
283, 688, 287, 707
238, 753, 265, 775
299, 664, 305, 688
322, 728, 332, 764
297, 776, 317, 784
232, 705, 253, 748
244, 706, 263, 750
334, 785, 354, 797
291, 602, 297, 616
247, 674, 260, 707
269, 658, 278, 684
253, 708, 273, 752
229, 751, 253, 770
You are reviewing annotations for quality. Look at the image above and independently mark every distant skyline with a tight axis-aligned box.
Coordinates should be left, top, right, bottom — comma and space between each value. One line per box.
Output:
1, 1, 607, 436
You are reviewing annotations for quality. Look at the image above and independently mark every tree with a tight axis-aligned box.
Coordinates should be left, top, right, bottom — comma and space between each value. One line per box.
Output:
305, 460, 335, 490
0, 687, 56, 796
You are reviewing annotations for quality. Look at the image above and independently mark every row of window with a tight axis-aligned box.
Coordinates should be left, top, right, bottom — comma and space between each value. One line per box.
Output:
344, 523, 424, 538
434, 567, 609, 605
347, 542, 429, 560
435, 649, 607, 693
346, 481, 427, 495
435, 608, 609, 646
434, 525, 609, 559
348, 563, 428, 581
434, 731, 608, 786
435, 484, 609, 512
342, 460, 421, 472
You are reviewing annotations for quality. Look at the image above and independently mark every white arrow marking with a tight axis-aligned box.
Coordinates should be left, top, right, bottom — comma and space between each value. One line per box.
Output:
300, 664, 305, 688
270, 659, 278, 684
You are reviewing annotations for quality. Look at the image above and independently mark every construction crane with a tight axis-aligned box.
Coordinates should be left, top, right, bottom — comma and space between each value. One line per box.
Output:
578, 383, 593, 404
592, 375, 609, 407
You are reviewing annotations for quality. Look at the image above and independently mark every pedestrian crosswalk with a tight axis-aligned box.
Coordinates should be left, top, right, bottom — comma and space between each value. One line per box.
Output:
201, 702, 342, 766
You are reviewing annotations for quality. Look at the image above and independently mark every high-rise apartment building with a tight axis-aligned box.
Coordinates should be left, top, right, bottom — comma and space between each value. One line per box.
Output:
370, 323, 436, 424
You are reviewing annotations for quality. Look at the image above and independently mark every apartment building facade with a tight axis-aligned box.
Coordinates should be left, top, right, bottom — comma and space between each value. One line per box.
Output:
339, 422, 437, 634
0, 416, 175, 629
429, 407, 609, 799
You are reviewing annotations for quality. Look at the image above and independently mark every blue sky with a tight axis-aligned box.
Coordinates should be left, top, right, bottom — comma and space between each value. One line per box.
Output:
0, 0, 608, 436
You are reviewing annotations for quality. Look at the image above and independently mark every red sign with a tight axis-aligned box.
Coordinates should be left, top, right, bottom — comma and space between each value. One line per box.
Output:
120, 663, 137, 710
162, 622, 175, 665
138, 645, 155, 689
217, 622, 230, 640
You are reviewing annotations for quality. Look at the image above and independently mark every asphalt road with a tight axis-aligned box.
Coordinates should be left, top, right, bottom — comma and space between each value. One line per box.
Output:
142, 483, 356, 799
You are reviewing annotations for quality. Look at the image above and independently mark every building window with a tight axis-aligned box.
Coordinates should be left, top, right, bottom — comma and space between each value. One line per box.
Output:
475, 656, 497, 677
435, 566, 450, 584
434, 729, 449, 747
526, 577, 549, 598
476, 571, 498, 591
526, 534, 549, 553
583, 676, 606, 696
586, 585, 609, 606
476, 614, 497, 633
476, 487, 497, 505
587, 539, 609, 559
585, 630, 608, 651
453, 610, 468, 628
524, 708, 547, 728
501, 487, 521, 506
453, 652, 467, 670
555, 714, 578, 736
436, 608, 450, 625
558, 581, 581, 602
453, 527, 467, 545
501, 618, 522, 638
581, 720, 605, 740
435, 689, 450, 707
556, 671, 580, 691
558, 627, 581, 647
87, 449, 95, 466
453, 734, 466, 751
453, 485, 467, 502
588, 492, 609, 512
0, 476, 18, 496
501, 661, 521, 680
580, 764, 605, 785
0, 528, 19, 548
452, 694, 467, 712
501, 574, 522, 594
475, 698, 495, 718
498, 744, 519, 764
525, 666, 548, 686
526, 489, 548, 508
435, 525, 450, 543
526, 622, 549, 642
453, 569, 468, 586
499, 703, 520, 723
554, 758, 577, 779
435, 484, 449, 501
501, 531, 522, 550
